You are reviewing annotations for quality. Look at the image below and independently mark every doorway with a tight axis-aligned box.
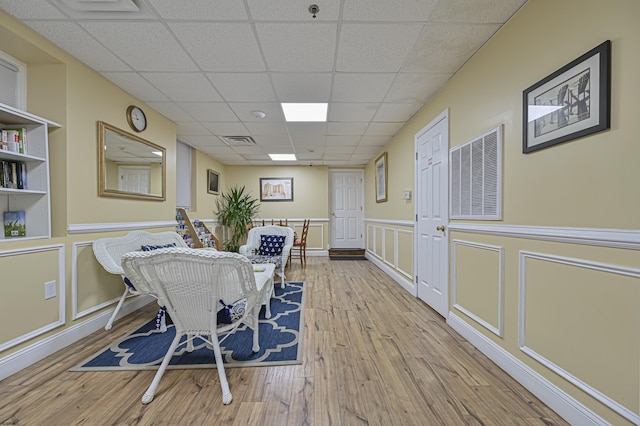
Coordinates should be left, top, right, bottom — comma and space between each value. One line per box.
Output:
329, 170, 364, 250
415, 110, 449, 318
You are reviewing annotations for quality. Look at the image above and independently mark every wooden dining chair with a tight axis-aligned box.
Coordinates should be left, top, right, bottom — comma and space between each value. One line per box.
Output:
290, 219, 310, 267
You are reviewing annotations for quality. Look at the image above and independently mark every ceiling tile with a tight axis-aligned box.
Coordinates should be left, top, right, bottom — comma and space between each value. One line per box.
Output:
271, 73, 332, 102
0, 0, 66, 19
207, 73, 276, 102
180, 135, 229, 147
177, 102, 238, 121
290, 134, 325, 145
328, 103, 378, 122
327, 122, 368, 135
286, 122, 327, 135
359, 136, 391, 147
337, 23, 424, 72
374, 102, 424, 122
169, 23, 266, 72
342, 0, 440, 21
79, 22, 198, 71
228, 102, 285, 122
25, 21, 132, 72
202, 122, 250, 136
147, 0, 249, 20
142, 73, 223, 102
244, 122, 289, 135
175, 122, 213, 136
366, 122, 404, 136
385, 73, 451, 103
247, 0, 341, 21
332, 73, 396, 102
145, 102, 192, 122
326, 135, 361, 145
431, 0, 526, 23
402, 23, 501, 73
102, 72, 169, 102
255, 23, 337, 72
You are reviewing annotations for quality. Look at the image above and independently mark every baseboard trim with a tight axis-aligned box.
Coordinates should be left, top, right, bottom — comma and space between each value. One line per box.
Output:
366, 251, 415, 295
447, 312, 608, 426
0, 295, 153, 381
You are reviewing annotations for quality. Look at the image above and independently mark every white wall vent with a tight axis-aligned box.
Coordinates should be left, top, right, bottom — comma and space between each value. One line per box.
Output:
450, 126, 502, 220
220, 136, 257, 146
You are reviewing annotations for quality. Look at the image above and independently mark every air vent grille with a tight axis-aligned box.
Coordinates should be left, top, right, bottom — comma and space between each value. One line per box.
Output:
220, 136, 257, 146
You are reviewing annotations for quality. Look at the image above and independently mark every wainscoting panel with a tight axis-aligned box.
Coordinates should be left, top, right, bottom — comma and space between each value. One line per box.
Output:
519, 251, 640, 424
396, 229, 413, 280
72, 241, 123, 320
384, 228, 395, 266
0, 245, 65, 353
452, 240, 504, 337
365, 219, 415, 291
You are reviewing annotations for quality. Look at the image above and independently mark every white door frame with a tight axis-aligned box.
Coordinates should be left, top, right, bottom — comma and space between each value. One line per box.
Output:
329, 169, 364, 250
414, 109, 449, 316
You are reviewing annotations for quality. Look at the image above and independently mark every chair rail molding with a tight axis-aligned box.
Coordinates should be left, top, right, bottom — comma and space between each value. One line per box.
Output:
68, 221, 177, 234
364, 218, 414, 227
448, 223, 640, 250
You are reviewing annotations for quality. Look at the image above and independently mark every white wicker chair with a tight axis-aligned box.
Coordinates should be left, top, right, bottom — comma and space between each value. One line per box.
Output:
92, 230, 189, 331
121, 248, 266, 405
239, 225, 294, 289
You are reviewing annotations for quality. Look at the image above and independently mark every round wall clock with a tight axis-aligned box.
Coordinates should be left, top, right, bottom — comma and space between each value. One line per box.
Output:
126, 105, 147, 132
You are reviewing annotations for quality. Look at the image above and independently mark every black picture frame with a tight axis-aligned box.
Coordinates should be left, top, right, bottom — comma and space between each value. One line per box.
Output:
260, 177, 293, 202
207, 169, 219, 195
523, 40, 611, 153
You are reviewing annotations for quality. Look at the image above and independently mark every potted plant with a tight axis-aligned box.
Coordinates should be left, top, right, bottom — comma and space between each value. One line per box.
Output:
214, 185, 260, 251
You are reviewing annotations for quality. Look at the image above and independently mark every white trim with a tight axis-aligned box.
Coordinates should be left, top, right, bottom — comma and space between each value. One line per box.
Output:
519, 251, 640, 424
395, 229, 413, 280
452, 240, 504, 337
366, 251, 415, 295
0, 245, 66, 353
448, 223, 640, 250
0, 295, 153, 381
68, 221, 177, 234
365, 218, 414, 227
448, 312, 607, 426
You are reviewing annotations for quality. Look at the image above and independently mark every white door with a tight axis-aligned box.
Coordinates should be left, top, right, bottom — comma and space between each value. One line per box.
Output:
330, 170, 364, 249
415, 111, 449, 318
119, 166, 151, 194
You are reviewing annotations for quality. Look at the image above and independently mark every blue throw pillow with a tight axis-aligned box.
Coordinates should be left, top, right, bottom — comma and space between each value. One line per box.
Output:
140, 243, 177, 251
258, 234, 285, 256
217, 298, 247, 325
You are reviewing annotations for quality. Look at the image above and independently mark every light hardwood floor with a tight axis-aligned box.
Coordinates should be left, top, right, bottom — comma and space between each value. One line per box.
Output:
0, 257, 568, 425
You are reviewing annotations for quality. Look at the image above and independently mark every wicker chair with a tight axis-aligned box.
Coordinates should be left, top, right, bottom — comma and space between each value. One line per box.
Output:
92, 230, 189, 331
239, 225, 294, 289
121, 248, 267, 405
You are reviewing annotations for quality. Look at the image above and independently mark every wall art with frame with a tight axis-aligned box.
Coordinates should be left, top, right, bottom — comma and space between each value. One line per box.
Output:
522, 40, 611, 153
207, 169, 220, 195
375, 152, 388, 203
260, 177, 293, 202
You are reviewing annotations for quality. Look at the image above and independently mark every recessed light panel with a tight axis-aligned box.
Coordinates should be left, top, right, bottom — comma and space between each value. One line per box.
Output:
269, 154, 297, 161
281, 103, 328, 122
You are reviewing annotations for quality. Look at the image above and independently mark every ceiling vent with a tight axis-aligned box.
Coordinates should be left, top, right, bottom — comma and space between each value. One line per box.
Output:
220, 136, 257, 146
52, 0, 155, 19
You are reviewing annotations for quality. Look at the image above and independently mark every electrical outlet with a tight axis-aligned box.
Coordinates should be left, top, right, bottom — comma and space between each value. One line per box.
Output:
44, 281, 57, 300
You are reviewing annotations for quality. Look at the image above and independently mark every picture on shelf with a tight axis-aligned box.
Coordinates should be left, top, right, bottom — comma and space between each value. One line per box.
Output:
4, 210, 26, 238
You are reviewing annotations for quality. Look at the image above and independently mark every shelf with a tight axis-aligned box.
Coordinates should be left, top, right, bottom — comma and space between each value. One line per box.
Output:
175, 208, 220, 249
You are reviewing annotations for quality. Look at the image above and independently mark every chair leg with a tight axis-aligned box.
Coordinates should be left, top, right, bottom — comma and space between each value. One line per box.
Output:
251, 304, 261, 352
105, 288, 130, 331
142, 333, 182, 404
211, 338, 233, 405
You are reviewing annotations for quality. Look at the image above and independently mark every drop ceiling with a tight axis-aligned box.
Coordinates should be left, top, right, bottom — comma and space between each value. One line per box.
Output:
0, 0, 526, 166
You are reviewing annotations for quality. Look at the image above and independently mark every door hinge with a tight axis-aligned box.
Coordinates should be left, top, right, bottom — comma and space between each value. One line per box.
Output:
415, 152, 418, 160
415, 214, 418, 221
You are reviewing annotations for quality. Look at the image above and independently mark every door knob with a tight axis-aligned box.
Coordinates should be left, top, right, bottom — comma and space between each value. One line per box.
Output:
436, 225, 446, 232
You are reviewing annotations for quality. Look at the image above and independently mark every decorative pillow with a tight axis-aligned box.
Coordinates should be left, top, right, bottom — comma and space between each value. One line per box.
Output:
258, 234, 286, 256
217, 298, 247, 325
140, 243, 177, 251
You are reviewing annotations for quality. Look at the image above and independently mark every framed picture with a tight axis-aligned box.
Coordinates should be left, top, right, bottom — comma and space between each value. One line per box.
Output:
207, 169, 220, 195
260, 177, 293, 202
375, 152, 388, 203
523, 40, 611, 153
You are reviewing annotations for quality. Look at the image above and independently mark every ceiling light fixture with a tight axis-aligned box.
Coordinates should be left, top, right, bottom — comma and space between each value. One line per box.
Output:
251, 110, 266, 119
269, 154, 297, 161
281, 103, 327, 122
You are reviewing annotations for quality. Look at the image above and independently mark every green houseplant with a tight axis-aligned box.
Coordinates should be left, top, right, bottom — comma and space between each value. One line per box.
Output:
214, 185, 260, 251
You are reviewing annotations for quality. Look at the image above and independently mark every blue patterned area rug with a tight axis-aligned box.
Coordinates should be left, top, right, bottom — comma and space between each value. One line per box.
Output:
70, 282, 305, 371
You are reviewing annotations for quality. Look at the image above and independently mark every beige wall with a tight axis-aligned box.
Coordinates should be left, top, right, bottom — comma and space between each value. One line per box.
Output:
363, 1, 640, 424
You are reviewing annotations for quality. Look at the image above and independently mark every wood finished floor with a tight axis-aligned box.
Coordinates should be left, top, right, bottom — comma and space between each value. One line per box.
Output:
0, 257, 568, 425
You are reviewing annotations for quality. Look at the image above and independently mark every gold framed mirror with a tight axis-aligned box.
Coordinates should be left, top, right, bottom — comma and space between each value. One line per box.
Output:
98, 121, 166, 201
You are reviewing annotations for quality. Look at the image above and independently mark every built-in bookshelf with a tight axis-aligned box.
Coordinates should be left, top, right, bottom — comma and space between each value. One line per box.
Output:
0, 103, 60, 241
175, 207, 219, 249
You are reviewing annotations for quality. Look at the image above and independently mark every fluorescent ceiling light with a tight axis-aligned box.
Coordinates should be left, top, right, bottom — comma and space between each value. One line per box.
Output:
269, 154, 297, 161
281, 103, 327, 122
152, 151, 163, 156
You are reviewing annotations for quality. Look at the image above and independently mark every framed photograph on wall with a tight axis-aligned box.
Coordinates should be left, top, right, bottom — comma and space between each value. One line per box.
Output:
260, 177, 293, 202
375, 152, 388, 203
207, 169, 220, 195
523, 40, 611, 153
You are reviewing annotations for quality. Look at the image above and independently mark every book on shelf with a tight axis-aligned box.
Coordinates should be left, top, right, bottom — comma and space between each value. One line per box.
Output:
3, 127, 27, 154
4, 210, 26, 238
0, 160, 26, 189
